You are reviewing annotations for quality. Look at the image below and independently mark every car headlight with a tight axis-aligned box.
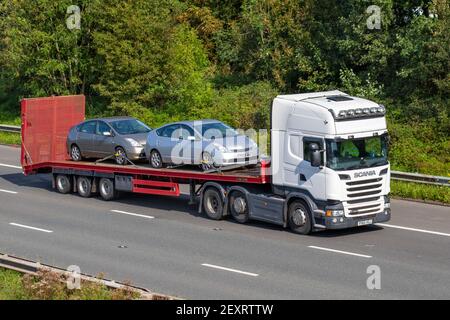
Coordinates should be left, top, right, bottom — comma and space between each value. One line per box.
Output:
325, 210, 344, 217
214, 144, 228, 153
125, 138, 141, 147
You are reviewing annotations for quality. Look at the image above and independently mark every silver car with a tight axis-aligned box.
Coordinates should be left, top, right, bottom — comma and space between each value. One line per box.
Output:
145, 120, 259, 171
67, 117, 151, 165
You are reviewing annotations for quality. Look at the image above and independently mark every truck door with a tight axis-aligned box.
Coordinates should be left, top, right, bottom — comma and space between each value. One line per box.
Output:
283, 134, 326, 201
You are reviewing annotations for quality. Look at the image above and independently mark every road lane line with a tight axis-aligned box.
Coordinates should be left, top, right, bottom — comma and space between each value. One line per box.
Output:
9, 223, 53, 233
0, 189, 18, 194
308, 246, 372, 258
201, 263, 259, 277
110, 210, 155, 219
0, 163, 22, 169
377, 223, 450, 237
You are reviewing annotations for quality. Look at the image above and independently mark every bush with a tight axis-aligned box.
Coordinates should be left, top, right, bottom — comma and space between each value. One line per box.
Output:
391, 180, 450, 204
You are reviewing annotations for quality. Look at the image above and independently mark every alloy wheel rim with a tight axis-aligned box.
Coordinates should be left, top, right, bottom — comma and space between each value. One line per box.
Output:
72, 147, 80, 160
151, 152, 161, 167
202, 153, 213, 171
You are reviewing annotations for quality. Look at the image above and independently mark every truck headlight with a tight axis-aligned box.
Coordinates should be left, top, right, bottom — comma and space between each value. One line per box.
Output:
326, 210, 344, 217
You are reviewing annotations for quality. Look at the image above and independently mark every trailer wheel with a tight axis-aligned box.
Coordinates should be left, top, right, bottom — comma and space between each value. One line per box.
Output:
56, 174, 71, 194
77, 176, 92, 198
229, 191, 249, 223
203, 188, 224, 220
288, 200, 312, 235
99, 178, 116, 201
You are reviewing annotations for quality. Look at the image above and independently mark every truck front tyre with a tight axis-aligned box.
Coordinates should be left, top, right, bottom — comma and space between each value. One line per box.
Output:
56, 174, 71, 194
229, 191, 249, 223
77, 176, 92, 198
99, 178, 116, 201
288, 200, 312, 235
203, 188, 224, 220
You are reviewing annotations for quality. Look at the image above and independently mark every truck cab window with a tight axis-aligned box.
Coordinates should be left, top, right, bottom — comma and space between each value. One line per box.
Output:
303, 139, 323, 164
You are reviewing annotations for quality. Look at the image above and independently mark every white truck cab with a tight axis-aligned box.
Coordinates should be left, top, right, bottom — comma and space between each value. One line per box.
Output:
270, 90, 391, 232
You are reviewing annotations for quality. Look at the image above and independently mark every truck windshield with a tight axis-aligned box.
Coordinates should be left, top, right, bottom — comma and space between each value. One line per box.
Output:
326, 135, 388, 171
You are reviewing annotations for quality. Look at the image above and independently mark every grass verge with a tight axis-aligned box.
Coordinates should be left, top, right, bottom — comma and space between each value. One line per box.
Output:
0, 132, 21, 145
0, 268, 140, 300
391, 180, 450, 205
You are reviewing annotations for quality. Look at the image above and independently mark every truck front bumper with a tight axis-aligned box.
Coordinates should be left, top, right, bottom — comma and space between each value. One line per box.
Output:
320, 209, 391, 230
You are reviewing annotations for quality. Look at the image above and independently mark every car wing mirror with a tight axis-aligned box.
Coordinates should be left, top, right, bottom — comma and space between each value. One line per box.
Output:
187, 136, 196, 141
103, 131, 112, 137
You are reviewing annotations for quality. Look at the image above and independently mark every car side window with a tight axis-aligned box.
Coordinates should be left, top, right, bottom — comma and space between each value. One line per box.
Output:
303, 138, 324, 164
80, 121, 97, 134
180, 125, 195, 139
160, 125, 179, 138
97, 121, 111, 135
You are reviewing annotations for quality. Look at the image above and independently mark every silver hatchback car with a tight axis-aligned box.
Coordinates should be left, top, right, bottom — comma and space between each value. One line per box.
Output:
67, 117, 151, 165
145, 120, 259, 171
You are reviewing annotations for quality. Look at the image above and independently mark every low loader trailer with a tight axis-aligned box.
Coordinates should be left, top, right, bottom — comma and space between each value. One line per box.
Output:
21, 92, 391, 235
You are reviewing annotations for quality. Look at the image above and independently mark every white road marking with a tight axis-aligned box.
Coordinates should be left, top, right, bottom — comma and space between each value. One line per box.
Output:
110, 210, 154, 219
201, 263, 259, 277
0, 163, 22, 169
308, 246, 372, 258
0, 189, 18, 194
377, 223, 450, 238
9, 223, 53, 233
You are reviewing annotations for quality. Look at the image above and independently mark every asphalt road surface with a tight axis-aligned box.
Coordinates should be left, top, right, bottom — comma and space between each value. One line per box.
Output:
0, 144, 449, 299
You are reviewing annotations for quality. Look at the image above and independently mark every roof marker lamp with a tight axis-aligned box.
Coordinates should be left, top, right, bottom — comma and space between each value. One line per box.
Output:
331, 104, 386, 120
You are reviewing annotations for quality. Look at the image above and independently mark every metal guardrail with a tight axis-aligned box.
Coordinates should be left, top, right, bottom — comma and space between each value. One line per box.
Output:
0, 253, 177, 300
391, 171, 449, 187
1, 124, 448, 186
0, 124, 21, 133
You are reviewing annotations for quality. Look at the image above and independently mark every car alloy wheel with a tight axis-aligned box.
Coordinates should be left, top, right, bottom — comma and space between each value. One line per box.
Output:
115, 147, 126, 165
201, 152, 214, 171
150, 150, 163, 168
71, 145, 81, 161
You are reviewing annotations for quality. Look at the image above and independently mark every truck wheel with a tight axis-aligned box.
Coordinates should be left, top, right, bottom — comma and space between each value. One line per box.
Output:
99, 178, 116, 201
71, 144, 82, 161
203, 188, 224, 220
229, 191, 249, 223
288, 200, 312, 235
56, 174, 71, 194
77, 176, 92, 198
150, 150, 163, 168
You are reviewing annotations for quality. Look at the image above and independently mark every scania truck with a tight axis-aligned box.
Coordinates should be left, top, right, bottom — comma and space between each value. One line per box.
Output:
21, 90, 391, 235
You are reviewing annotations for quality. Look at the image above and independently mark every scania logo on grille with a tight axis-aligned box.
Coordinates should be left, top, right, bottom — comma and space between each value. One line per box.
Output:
354, 170, 376, 178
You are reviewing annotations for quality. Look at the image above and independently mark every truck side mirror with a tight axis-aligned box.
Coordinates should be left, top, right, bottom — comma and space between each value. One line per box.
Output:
309, 143, 321, 167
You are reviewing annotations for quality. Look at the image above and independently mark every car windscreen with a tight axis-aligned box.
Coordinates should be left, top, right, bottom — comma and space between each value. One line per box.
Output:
109, 119, 151, 135
194, 122, 238, 139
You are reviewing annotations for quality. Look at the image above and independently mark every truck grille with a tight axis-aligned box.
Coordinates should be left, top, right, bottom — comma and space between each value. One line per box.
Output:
345, 178, 383, 216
